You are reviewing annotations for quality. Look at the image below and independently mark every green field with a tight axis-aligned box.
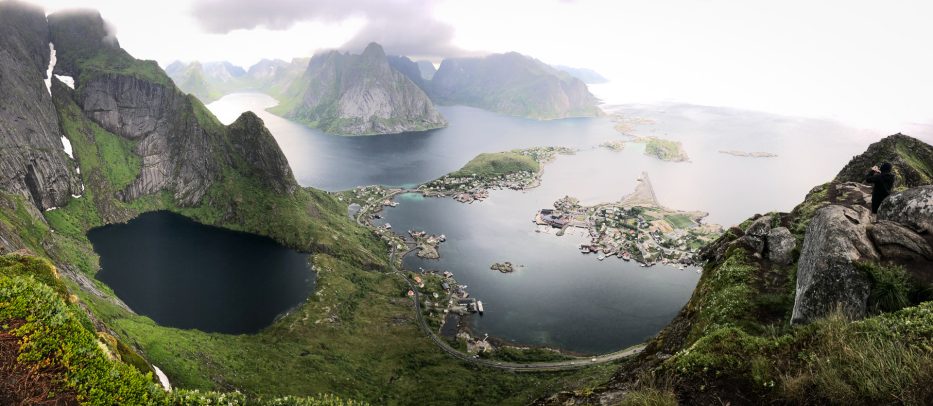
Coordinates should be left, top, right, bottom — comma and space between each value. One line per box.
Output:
450, 151, 540, 178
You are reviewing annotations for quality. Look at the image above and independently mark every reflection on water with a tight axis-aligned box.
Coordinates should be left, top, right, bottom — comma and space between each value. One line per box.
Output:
90, 211, 313, 334
208, 92, 879, 353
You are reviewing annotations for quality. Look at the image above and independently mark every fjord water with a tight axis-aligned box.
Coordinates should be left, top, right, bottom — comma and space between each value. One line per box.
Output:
206, 92, 875, 353
90, 211, 313, 334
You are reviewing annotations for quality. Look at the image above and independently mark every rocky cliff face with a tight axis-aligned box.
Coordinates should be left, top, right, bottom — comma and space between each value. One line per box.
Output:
791, 201, 876, 324
226, 112, 296, 194
280, 43, 447, 136
386, 55, 430, 93
0, 1, 80, 211
46, 9, 296, 206
431, 52, 603, 120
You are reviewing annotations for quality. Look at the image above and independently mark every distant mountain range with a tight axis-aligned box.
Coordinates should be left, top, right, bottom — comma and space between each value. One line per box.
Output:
430, 53, 603, 120
165, 44, 603, 135
552, 65, 608, 84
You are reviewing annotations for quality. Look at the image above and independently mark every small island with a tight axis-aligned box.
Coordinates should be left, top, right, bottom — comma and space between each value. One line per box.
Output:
610, 114, 655, 134
490, 262, 515, 273
719, 150, 778, 158
420, 147, 575, 203
600, 140, 626, 151
642, 137, 689, 162
409, 229, 446, 259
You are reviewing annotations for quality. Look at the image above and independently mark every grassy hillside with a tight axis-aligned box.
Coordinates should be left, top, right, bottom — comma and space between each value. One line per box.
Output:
0, 254, 369, 405
450, 151, 540, 178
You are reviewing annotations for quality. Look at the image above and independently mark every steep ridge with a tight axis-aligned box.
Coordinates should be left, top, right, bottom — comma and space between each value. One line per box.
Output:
0, 1, 80, 212
272, 42, 447, 136
49, 10, 295, 207
431, 52, 603, 119
542, 134, 933, 405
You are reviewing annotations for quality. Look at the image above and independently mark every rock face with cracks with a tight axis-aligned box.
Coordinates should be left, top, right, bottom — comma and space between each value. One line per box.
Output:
792, 205, 877, 324
0, 2, 80, 211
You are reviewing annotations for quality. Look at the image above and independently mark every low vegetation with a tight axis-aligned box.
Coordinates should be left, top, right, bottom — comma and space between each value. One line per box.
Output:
450, 151, 540, 179
642, 137, 689, 162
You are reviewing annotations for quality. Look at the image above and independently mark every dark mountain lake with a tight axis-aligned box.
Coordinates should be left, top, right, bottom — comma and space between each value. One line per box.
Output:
89, 211, 313, 334
203, 92, 886, 353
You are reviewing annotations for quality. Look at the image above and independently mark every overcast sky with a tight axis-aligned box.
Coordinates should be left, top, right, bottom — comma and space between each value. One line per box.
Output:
32, 0, 933, 135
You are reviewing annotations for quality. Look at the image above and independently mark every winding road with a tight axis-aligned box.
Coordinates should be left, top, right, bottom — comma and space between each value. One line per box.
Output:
355, 195, 645, 371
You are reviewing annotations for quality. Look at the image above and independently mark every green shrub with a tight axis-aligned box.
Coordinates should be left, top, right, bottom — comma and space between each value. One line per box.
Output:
0, 275, 161, 405
857, 262, 912, 313
619, 387, 679, 406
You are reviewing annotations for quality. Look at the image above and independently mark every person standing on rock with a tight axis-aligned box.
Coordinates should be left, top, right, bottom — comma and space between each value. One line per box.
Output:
865, 162, 895, 214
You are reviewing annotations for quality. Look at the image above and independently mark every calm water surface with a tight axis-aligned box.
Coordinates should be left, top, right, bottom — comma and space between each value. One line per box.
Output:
205, 92, 881, 353
90, 211, 313, 334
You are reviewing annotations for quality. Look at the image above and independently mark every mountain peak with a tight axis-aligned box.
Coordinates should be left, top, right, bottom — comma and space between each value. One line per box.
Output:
835, 133, 933, 188
361, 42, 386, 59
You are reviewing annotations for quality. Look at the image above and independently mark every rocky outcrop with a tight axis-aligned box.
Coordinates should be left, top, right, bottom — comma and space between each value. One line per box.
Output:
835, 133, 933, 188
431, 52, 603, 120
281, 43, 447, 136
878, 185, 933, 235
868, 220, 933, 261
767, 227, 796, 265
791, 205, 876, 324
226, 112, 297, 194
0, 1, 79, 211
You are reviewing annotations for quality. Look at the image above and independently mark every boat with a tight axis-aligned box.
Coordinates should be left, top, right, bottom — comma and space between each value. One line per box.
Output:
476, 301, 484, 314
597, 254, 606, 261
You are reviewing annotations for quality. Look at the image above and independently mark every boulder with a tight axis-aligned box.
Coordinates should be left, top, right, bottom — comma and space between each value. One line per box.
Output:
745, 215, 773, 238
767, 227, 796, 265
791, 205, 877, 324
868, 220, 933, 261
878, 185, 933, 235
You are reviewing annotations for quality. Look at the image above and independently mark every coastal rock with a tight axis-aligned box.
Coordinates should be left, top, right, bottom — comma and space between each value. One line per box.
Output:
767, 227, 796, 265
282, 43, 447, 136
490, 262, 515, 273
0, 2, 80, 211
868, 220, 933, 261
791, 205, 877, 324
877, 185, 933, 235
